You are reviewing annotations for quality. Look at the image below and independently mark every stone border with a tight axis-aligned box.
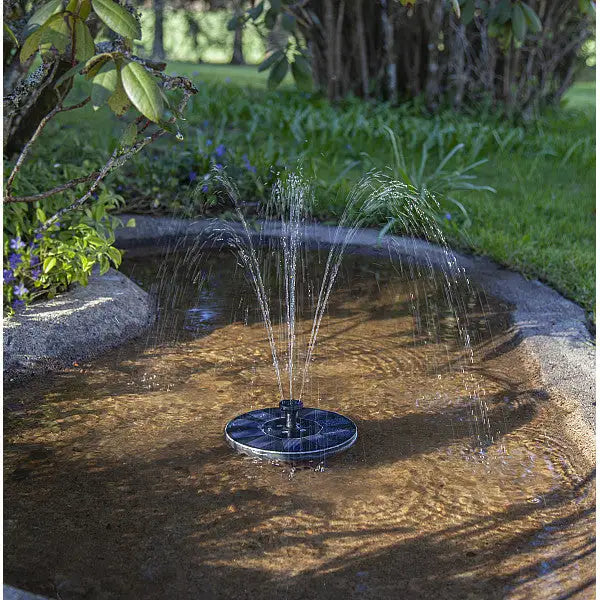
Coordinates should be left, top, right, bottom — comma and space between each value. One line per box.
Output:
116, 214, 595, 441
3, 268, 154, 385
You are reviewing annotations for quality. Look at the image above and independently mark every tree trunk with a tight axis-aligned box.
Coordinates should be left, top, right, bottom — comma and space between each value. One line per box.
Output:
5, 60, 74, 157
324, 0, 337, 101
295, 0, 592, 113
230, 0, 245, 65
152, 0, 165, 61
380, 0, 397, 102
355, 0, 369, 97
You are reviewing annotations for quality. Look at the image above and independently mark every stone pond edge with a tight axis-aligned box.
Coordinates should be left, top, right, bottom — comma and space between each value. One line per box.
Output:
3, 268, 154, 385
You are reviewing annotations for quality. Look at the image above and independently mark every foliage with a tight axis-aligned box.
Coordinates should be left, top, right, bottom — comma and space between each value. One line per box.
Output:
3, 0, 196, 313
3, 181, 128, 314
236, 0, 593, 112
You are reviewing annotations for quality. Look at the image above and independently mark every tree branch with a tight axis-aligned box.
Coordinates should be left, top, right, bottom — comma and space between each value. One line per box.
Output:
4, 173, 101, 203
4, 97, 91, 198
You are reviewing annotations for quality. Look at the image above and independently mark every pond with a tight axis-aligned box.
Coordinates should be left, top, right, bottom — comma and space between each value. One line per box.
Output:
4, 247, 594, 600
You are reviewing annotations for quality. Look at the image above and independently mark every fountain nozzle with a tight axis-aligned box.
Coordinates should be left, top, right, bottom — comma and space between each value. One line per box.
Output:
279, 399, 303, 433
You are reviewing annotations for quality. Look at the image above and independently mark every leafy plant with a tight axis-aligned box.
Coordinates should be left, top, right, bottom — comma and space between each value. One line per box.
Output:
3, 185, 131, 314
3, 0, 197, 311
368, 125, 496, 228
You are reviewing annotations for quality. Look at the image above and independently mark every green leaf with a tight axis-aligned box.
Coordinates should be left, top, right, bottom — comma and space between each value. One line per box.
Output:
79, 0, 92, 19
107, 246, 122, 265
280, 12, 295, 31
119, 122, 137, 148
291, 56, 312, 91
125, 218, 136, 227
520, 2, 542, 33
36, 207, 47, 222
258, 49, 284, 72
107, 73, 130, 115
20, 28, 43, 63
4, 23, 19, 47
264, 8, 277, 29
84, 52, 111, 78
98, 255, 109, 275
511, 3, 526, 41
120, 60, 164, 122
91, 0, 141, 40
43, 256, 57, 274
248, 1, 264, 19
23, 0, 62, 38
91, 60, 117, 110
40, 13, 72, 54
54, 61, 84, 87
267, 55, 288, 89
74, 19, 95, 61
461, 0, 475, 25
491, 0, 511, 23
157, 119, 180, 137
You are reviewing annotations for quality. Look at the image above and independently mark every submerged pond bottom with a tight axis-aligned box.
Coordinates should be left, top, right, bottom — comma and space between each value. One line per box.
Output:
3, 249, 594, 600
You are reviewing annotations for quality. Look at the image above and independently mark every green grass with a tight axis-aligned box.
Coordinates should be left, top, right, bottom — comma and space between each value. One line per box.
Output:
563, 81, 596, 111
20, 66, 596, 316
167, 62, 294, 88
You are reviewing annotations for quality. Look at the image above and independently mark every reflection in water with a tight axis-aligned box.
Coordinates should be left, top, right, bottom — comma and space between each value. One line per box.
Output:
3, 249, 595, 600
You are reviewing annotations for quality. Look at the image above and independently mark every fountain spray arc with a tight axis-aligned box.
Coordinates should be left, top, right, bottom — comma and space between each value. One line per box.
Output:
219, 175, 376, 462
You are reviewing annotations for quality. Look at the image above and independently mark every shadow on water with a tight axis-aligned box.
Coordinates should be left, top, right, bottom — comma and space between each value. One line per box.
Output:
4, 429, 595, 600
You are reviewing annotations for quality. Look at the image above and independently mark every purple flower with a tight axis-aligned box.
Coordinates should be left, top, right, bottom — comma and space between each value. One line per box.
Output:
116, 185, 124, 192
206, 139, 213, 146
12, 299, 25, 310
35, 233, 43, 240
215, 144, 226, 157
31, 268, 42, 280
10, 237, 25, 251
445, 212, 452, 221
203, 120, 209, 128
30, 255, 40, 267
192, 71, 200, 77
8, 254, 22, 269
14, 282, 28, 297
189, 171, 198, 182
242, 154, 256, 173
3, 269, 14, 283
225, 77, 231, 83
215, 163, 223, 170
201, 185, 209, 193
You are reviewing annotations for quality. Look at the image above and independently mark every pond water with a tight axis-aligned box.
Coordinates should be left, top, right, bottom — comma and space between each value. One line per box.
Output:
4, 248, 594, 600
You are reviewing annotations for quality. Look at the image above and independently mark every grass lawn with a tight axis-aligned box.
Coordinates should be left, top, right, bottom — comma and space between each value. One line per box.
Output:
563, 81, 595, 112
22, 65, 596, 317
